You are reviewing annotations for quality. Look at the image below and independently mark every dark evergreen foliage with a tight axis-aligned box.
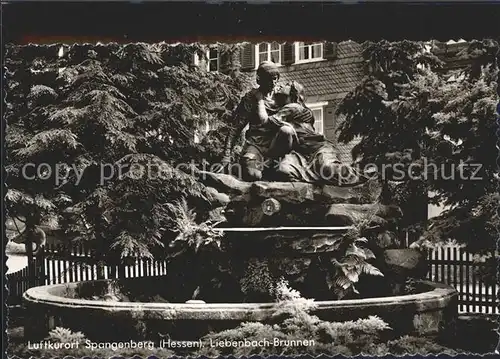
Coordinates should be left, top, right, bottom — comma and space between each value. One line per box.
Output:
337, 39, 498, 278
5, 42, 250, 260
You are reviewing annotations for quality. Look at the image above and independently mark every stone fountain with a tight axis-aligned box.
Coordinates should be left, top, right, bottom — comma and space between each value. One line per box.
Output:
23, 173, 458, 343
196, 172, 426, 300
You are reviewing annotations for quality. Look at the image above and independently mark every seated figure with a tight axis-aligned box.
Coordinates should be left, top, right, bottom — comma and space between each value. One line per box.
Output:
221, 61, 283, 181
256, 81, 360, 185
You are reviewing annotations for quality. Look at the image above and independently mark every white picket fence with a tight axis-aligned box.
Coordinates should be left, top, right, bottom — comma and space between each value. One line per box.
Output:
428, 245, 498, 315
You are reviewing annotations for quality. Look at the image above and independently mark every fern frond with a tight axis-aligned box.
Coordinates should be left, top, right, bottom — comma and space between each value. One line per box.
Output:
34, 195, 56, 211
70, 62, 112, 89
362, 247, 376, 260
110, 231, 154, 259
345, 243, 367, 259
362, 263, 384, 277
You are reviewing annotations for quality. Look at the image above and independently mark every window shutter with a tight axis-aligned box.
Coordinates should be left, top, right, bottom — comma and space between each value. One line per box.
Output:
282, 42, 295, 65
240, 43, 255, 71
194, 52, 208, 71
324, 103, 338, 144
219, 50, 230, 74
323, 41, 338, 60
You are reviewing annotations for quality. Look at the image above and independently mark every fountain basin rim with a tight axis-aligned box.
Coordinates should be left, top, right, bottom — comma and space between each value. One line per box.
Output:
23, 280, 456, 321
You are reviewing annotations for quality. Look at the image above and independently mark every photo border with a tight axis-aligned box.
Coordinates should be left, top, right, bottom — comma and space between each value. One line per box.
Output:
2, 2, 500, 358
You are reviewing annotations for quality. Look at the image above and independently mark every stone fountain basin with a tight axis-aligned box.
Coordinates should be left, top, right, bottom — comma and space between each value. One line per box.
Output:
23, 278, 457, 342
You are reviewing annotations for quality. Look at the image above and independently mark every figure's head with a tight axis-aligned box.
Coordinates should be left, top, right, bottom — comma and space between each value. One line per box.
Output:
274, 84, 292, 107
256, 61, 280, 92
275, 81, 306, 106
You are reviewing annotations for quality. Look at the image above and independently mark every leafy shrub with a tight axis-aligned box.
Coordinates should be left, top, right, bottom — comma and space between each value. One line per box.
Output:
191, 280, 457, 356
239, 258, 277, 301
236, 214, 389, 302
328, 236, 383, 299
167, 197, 224, 257
195, 281, 393, 356
384, 335, 458, 355
322, 217, 385, 299
338, 39, 499, 281
48, 327, 85, 343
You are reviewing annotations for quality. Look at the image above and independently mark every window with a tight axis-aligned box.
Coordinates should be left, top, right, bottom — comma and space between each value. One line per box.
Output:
255, 42, 281, 67
194, 46, 219, 72
207, 47, 219, 72
312, 108, 323, 134
307, 102, 327, 134
295, 42, 323, 63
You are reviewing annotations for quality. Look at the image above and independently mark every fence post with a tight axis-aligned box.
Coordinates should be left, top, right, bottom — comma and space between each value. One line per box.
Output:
118, 262, 126, 279
37, 246, 46, 286
96, 260, 105, 280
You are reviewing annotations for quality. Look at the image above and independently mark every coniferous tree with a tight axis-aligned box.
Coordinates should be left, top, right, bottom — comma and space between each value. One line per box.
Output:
421, 40, 499, 282
337, 40, 444, 234
5, 42, 249, 262
5, 45, 75, 261
337, 39, 498, 280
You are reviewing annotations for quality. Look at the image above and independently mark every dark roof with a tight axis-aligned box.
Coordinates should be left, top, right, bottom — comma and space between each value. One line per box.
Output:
431, 41, 471, 72
279, 41, 365, 102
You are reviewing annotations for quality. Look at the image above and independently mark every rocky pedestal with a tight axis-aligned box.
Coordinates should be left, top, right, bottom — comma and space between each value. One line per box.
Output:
200, 171, 399, 226
186, 172, 429, 302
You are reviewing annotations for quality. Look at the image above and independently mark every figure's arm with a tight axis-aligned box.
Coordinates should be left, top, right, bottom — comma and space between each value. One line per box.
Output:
256, 99, 269, 124
265, 105, 299, 143
265, 104, 296, 129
